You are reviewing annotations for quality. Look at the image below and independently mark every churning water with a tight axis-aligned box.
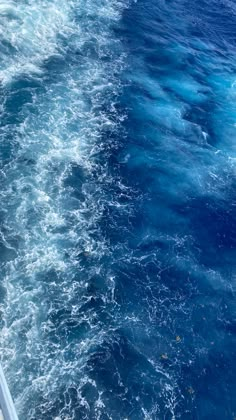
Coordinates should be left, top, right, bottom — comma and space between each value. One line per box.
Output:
0, 0, 235, 418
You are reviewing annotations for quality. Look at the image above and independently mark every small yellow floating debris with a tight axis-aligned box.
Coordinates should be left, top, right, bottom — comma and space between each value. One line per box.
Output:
161, 354, 168, 360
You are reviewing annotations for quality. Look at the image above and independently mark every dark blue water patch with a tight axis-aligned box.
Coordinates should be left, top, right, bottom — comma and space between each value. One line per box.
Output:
87, 330, 175, 419
175, 196, 236, 270
91, 0, 236, 417
42, 54, 68, 82
63, 163, 86, 202
0, 38, 18, 58
0, 77, 44, 164
1, 79, 42, 122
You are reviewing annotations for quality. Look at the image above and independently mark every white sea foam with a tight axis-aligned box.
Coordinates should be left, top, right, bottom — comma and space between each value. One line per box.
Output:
0, 0, 128, 417
0, 0, 74, 84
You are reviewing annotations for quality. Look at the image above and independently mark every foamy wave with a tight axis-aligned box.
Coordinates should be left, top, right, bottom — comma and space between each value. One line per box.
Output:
0, 0, 129, 417
0, 0, 75, 84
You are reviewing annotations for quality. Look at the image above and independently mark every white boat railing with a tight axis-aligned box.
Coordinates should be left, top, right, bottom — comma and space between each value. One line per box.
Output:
0, 364, 18, 420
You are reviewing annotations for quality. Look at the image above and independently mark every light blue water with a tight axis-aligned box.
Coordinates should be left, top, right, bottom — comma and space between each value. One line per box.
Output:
0, 0, 235, 418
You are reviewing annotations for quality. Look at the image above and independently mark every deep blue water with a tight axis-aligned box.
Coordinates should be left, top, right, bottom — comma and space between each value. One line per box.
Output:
0, 0, 236, 419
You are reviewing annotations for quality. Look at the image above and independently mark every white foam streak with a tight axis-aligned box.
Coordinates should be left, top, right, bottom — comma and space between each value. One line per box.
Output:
0, 0, 73, 84
0, 0, 127, 417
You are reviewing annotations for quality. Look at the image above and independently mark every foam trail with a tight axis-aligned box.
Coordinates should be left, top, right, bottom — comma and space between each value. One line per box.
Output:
0, 0, 128, 418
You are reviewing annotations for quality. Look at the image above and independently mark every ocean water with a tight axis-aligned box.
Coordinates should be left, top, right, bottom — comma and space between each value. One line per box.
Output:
0, 0, 235, 418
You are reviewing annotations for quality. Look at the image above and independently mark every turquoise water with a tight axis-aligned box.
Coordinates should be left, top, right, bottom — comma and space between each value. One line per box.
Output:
0, 0, 235, 418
